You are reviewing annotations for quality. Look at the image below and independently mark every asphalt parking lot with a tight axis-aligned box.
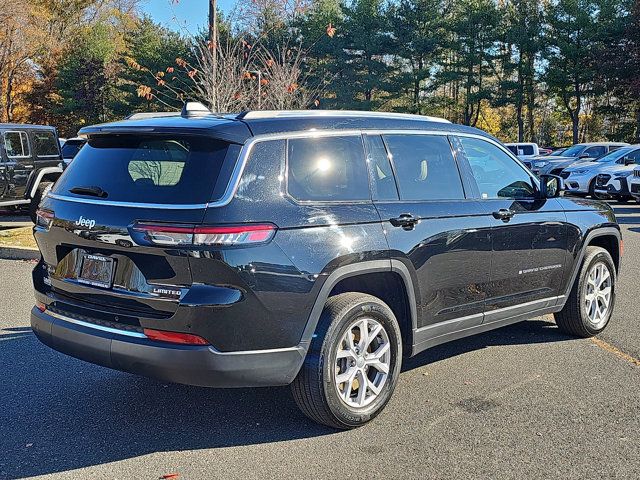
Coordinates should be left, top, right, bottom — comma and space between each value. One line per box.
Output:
1, 203, 639, 480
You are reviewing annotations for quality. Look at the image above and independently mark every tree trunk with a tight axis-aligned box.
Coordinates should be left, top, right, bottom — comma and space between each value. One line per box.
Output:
572, 115, 579, 145
516, 103, 524, 142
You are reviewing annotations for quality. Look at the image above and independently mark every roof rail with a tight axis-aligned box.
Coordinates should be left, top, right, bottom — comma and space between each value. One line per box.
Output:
236, 110, 451, 123
126, 112, 181, 120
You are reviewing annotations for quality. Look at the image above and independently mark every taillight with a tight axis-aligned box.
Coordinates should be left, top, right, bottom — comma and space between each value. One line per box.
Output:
133, 223, 276, 247
35, 209, 54, 230
143, 328, 209, 345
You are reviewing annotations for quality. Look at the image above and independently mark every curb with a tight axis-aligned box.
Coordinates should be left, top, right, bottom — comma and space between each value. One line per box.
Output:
0, 246, 40, 261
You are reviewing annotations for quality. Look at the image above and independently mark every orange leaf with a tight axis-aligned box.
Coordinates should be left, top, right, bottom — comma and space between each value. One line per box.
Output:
326, 23, 336, 38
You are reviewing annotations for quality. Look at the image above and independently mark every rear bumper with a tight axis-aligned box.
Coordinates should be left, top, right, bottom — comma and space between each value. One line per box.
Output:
31, 307, 306, 388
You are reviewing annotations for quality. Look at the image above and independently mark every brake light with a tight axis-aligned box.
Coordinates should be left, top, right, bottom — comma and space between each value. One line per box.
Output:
143, 328, 209, 345
134, 223, 276, 247
35, 301, 46, 312
35, 209, 54, 230
620, 239, 624, 256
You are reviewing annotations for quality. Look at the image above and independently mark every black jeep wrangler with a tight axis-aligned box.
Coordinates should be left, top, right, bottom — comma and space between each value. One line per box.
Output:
0, 124, 64, 221
31, 106, 621, 429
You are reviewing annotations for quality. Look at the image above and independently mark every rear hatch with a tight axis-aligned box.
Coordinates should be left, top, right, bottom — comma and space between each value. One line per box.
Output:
35, 133, 241, 322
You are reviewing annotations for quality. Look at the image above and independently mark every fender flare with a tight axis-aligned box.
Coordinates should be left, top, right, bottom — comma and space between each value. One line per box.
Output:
27, 167, 63, 199
560, 226, 621, 303
298, 259, 418, 350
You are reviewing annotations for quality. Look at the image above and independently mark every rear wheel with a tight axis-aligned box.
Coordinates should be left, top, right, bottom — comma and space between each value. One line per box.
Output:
555, 246, 616, 337
291, 292, 402, 429
29, 181, 53, 223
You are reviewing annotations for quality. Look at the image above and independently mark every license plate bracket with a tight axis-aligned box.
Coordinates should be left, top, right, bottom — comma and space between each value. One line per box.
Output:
78, 254, 115, 289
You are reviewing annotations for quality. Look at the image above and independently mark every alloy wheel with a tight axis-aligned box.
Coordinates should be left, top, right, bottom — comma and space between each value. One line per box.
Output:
334, 317, 391, 409
584, 261, 612, 329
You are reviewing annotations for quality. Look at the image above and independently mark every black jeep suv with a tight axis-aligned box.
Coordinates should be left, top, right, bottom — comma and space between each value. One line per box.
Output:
0, 123, 64, 220
31, 106, 621, 429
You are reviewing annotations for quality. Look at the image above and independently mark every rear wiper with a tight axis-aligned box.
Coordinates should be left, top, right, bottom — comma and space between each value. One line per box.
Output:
69, 186, 108, 198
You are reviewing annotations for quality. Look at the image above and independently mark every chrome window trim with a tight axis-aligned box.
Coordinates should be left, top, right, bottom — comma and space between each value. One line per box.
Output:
46, 127, 535, 209
46, 193, 209, 209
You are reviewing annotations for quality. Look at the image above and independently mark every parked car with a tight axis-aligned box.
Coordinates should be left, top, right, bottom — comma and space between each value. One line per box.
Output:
538, 147, 553, 155
526, 142, 629, 176
562, 145, 640, 197
593, 153, 640, 202
0, 123, 64, 221
31, 105, 622, 429
505, 142, 540, 159
60, 137, 87, 165
548, 147, 569, 156
628, 165, 640, 201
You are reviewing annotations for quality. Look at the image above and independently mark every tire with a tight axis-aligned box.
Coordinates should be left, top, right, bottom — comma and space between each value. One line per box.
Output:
588, 179, 604, 200
554, 246, 616, 337
291, 292, 403, 429
29, 181, 53, 223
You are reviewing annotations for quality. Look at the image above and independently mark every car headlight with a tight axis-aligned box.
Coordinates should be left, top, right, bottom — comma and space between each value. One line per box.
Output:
614, 172, 632, 178
572, 169, 587, 175
534, 161, 548, 168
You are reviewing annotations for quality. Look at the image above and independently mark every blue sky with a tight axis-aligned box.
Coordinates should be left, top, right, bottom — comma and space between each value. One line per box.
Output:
145, 0, 235, 33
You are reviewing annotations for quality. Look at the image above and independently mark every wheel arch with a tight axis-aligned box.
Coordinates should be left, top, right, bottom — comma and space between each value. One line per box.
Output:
299, 260, 418, 355
562, 227, 621, 302
26, 167, 63, 199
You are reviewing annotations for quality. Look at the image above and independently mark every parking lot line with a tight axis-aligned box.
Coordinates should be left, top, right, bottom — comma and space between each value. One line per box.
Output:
591, 336, 640, 367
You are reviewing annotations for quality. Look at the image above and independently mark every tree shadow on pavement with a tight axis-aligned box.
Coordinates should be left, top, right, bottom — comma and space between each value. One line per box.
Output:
0, 318, 570, 479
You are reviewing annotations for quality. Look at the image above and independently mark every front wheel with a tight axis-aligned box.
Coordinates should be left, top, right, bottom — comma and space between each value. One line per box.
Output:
555, 246, 616, 337
291, 292, 402, 429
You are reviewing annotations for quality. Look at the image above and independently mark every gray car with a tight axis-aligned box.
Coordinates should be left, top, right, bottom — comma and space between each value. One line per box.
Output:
524, 142, 629, 176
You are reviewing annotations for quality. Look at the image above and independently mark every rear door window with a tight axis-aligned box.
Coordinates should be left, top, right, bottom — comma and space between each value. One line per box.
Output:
366, 135, 399, 200
383, 134, 465, 201
33, 131, 60, 157
287, 135, 369, 201
4, 131, 30, 158
52, 135, 232, 205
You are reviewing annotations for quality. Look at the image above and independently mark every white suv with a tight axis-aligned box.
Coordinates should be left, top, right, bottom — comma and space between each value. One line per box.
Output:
592, 148, 640, 202
629, 165, 640, 202
563, 145, 640, 197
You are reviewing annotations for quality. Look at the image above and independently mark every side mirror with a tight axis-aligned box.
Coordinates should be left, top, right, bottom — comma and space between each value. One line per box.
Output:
538, 174, 563, 198
624, 157, 635, 166
578, 153, 590, 159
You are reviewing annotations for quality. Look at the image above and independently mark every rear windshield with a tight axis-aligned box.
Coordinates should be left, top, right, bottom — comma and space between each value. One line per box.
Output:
53, 135, 231, 204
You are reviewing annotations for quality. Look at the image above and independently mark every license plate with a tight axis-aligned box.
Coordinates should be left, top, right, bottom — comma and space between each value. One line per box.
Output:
78, 254, 115, 289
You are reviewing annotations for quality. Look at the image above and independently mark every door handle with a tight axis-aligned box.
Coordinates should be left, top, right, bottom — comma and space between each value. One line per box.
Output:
390, 213, 419, 230
492, 209, 515, 222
